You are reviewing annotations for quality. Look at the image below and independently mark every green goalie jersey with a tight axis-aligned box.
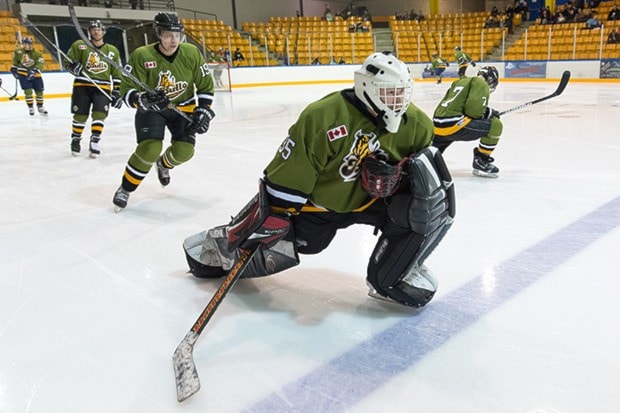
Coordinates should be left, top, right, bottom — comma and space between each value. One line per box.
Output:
121, 42, 214, 112
66, 40, 122, 88
265, 90, 434, 213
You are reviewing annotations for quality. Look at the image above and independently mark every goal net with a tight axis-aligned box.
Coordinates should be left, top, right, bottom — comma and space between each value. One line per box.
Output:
206, 61, 232, 92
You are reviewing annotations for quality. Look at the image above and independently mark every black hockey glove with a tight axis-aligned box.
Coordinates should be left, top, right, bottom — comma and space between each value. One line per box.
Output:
66, 61, 83, 76
361, 153, 407, 198
27, 69, 40, 80
470, 61, 477, 67
187, 107, 215, 135
10, 66, 18, 78
111, 89, 123, 109
484, 107, 500, 119
138, 89, 169, 112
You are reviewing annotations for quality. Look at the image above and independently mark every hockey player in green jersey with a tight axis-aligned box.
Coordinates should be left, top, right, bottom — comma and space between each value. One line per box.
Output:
430, 53, 449, 84
112, 12, 215, 210
184, 52, 456, 309
432, 66, 503, 178
11, 37, 47, 116
65, 20, 123, 158
453, 46, 475, 77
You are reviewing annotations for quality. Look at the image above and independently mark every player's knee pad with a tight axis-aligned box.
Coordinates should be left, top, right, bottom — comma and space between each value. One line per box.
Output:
489, 117, 503, 138
184, 224, 299, 279
91, 111, 107, 121
73, 113, 89, 123
366, 147, 455, 307
135, 140, 163, 165
169, 141, 195, 164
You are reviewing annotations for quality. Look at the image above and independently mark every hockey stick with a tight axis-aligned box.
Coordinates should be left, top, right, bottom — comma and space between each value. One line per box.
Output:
498, 70, 571, 116
18, 12, 113, 101
68, 4, 192, 121
173, 246, 260, 402
0, 78, 19, 100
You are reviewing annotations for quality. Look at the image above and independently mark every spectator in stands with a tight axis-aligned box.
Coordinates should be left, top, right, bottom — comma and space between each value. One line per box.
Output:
608, 28, 619, 44
585, 12, 602, 29
129, 0, 138, 9
311, 57, 321, 65
233, 48, 245, 66
575, 8, 589, 23
324, 5, 334, 22
104, 0, 113, 8
338, 57, 346, 64
348, 22, 356, 32
563, 3, 578, 22
223, 48, 232, 62
362, 8, 372, 22
588, 0, 601, 9
78, 0, 88, 6
608, 5, 620, 21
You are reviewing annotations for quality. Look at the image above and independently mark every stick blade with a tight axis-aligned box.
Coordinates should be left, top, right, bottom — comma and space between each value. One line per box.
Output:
554, 70, 571, 96
173, 333, 201, 402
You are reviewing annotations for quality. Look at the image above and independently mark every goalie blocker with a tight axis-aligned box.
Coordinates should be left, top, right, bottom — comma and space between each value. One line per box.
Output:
184, 180, 299, 280
184, 148, 454, 308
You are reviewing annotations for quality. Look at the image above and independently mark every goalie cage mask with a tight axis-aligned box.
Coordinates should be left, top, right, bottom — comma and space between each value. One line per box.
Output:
354, 52, 413, 134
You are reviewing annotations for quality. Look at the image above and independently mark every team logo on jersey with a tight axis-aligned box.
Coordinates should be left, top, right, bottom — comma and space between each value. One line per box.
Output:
327, 125, 348, 141
144, 61, 157, 69
339, 129, 383, 182
86, 51, 109, 74
20, 54, 35, 68
157, 70, 188, 101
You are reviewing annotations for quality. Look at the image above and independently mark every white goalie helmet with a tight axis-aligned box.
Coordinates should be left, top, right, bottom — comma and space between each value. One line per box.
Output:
354, 52, 414, 133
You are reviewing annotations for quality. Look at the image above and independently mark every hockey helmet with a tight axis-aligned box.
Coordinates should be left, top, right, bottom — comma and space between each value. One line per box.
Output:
354, 52, 413, 133
22, 37, 33, 45
88, 20, 104, 30
454, 46, 461, 51
478, 66, 499, 92
154, 12, 184, 35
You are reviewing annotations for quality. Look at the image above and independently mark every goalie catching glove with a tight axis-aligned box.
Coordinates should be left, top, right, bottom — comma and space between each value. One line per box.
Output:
361, 153, 408, 198
187, 107, 215, 135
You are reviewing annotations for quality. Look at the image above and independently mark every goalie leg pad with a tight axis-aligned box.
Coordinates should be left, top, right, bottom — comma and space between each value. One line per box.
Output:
366, 147, 455, 308
184, 225, 299, 279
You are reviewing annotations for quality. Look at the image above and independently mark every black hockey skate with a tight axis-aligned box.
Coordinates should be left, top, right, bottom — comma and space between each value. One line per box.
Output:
112, 186, 130, 211
70, 138, 81, 157
37, 105, 48, 116
89, 136, 100, 158
156, 157, 170, 187
472, 148, 499, 178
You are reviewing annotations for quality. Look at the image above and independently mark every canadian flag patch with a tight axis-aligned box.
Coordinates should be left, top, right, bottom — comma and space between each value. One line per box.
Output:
144, 61, 157, 69
327, 125, 348, 141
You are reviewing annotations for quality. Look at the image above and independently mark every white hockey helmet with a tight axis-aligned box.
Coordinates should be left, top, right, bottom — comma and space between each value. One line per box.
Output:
354, 52, 413, 133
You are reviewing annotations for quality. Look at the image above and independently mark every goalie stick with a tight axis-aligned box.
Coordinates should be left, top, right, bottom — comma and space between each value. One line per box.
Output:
173, 246, 261, 402
498, 70, 571, 116
18, 12, 113, 101
68, 4, 192, 121
0, 77, 18, 100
